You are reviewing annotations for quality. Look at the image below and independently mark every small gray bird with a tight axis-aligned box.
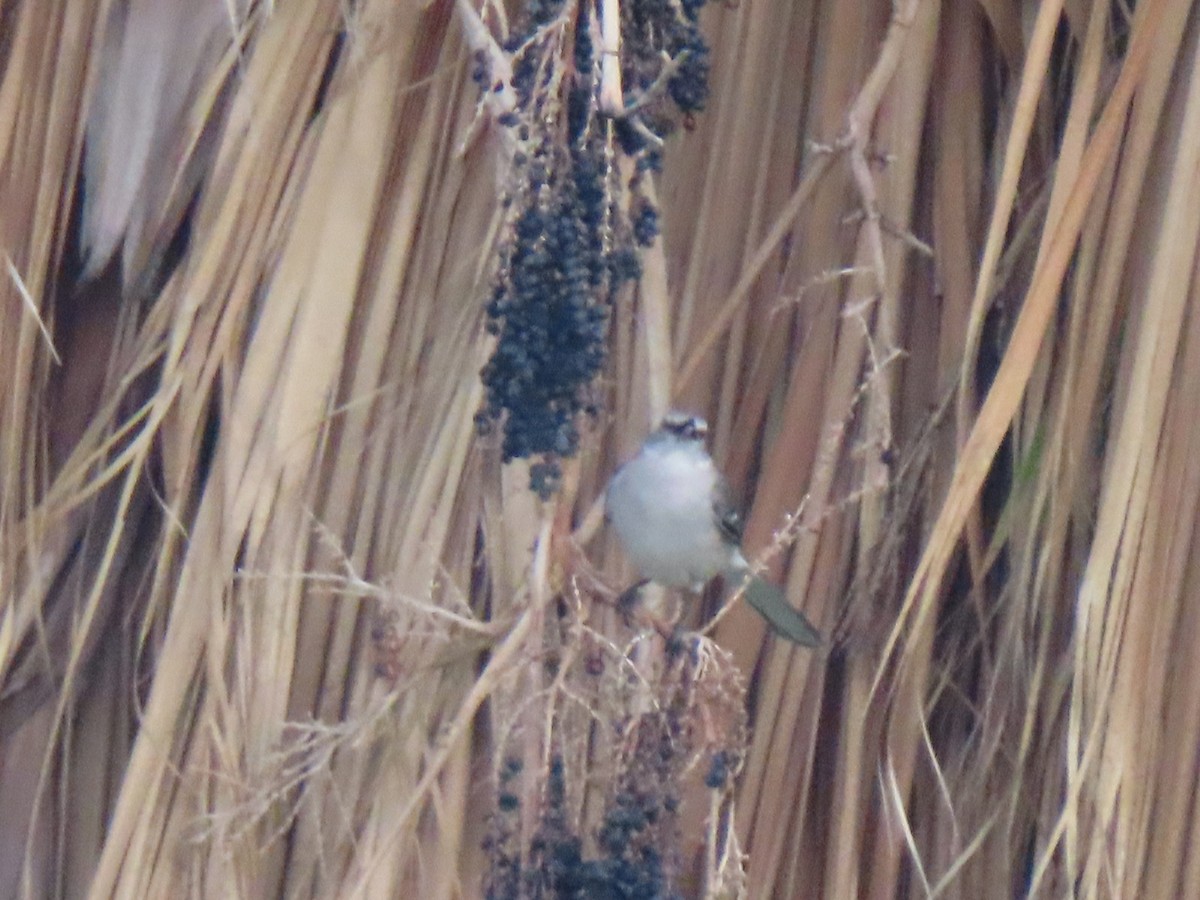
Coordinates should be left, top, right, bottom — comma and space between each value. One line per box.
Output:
605, 412, 821, 646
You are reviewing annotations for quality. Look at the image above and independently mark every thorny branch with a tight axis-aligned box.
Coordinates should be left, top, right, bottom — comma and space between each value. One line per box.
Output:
840, 0, 923, 462
676, 0, 925, 392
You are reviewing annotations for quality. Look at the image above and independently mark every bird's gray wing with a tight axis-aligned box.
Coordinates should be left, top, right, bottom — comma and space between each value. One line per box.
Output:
712, 474, 743, 546
714, 475, 823, 647
603, 461, 626, 521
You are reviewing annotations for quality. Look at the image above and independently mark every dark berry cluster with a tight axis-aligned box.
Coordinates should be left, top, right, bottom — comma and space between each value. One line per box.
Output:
554, 794, 677, 899
665, 29, 710, 116
481, 633, 749, 897
474, 0, 716, 496
485, 753, 683, 900
624, 0, 712, 116
478, 136, 621, 499
483, 756, 526, 899
704, 749, 732, 789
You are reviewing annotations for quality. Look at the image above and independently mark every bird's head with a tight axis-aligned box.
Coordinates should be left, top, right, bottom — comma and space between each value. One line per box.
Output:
659, 411, 708, 443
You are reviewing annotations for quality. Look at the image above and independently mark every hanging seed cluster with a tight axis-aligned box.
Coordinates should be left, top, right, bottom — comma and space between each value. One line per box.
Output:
482, 635, 747, 899
474, 0, 714, 498
484, 753, 681, 900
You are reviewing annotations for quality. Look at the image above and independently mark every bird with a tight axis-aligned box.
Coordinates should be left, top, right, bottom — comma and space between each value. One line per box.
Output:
605, 411, 822, 647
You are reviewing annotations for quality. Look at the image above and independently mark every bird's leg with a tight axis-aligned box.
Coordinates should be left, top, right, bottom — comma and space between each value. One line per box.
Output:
616, 578, 650, 619
584, 577, 690, 644
606, 580, 682, 642
637, 584, 691, 642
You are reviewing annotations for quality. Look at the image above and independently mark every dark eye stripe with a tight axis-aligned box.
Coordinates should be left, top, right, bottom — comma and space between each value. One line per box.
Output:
661, 413, 708, 440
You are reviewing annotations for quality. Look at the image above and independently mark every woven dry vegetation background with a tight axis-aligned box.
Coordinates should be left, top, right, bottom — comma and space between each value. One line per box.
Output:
2, 0, 1199, 897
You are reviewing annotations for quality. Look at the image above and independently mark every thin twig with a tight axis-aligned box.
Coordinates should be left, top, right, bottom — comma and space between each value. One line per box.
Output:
348, 516, 554, 897
5, 255, 61, 365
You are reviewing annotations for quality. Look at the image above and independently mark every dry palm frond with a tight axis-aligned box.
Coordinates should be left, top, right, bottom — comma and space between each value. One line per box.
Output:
3, 0, 1200, 898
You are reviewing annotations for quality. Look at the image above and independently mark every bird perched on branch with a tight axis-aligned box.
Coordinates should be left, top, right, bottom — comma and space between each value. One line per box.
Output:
605, 412, 821, 647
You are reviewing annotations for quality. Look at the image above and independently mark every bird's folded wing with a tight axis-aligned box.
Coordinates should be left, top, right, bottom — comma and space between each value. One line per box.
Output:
712, 476, 744, 545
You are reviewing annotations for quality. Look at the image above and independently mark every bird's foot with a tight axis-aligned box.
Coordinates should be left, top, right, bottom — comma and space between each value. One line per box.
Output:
615, 578, 650, 622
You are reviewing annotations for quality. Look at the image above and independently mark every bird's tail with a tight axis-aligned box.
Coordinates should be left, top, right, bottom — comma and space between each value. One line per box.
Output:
734, 574, 823, 647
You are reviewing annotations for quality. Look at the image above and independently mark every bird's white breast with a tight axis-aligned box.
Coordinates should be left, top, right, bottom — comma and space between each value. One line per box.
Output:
606, 440, 732, 588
